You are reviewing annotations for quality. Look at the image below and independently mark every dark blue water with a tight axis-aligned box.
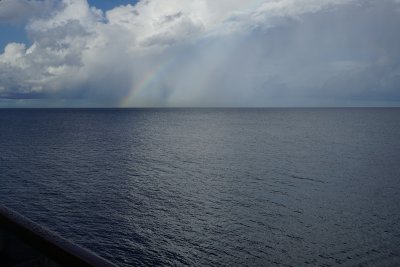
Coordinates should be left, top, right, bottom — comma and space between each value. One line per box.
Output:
1, 108, 400, 266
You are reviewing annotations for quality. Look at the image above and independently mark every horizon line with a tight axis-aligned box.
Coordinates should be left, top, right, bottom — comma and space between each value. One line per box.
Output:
1, 106, 400, 109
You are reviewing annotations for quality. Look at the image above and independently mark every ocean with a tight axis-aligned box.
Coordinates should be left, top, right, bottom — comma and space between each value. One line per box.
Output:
0, 108, 399, 266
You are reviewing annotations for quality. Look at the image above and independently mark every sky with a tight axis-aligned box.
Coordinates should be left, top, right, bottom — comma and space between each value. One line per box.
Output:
0, 0, 399, 107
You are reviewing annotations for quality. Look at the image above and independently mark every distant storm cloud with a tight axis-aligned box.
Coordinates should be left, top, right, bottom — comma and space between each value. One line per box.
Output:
0, 0, 400, 107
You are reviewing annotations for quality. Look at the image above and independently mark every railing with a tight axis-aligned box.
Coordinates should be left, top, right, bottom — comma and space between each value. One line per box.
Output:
0, 205, 118, 267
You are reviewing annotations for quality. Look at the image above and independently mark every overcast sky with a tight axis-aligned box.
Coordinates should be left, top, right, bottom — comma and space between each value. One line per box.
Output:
0, 0, 399, 107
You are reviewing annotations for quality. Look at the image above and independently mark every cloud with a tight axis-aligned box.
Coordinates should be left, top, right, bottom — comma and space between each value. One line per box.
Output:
0, 0, 400, 107
0, 0, 56, 24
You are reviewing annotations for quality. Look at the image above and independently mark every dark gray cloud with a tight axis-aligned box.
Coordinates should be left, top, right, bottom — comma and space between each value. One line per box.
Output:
0, 0, 57, 24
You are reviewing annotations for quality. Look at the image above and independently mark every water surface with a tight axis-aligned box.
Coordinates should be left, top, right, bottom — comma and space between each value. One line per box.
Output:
0, 108, 399, 266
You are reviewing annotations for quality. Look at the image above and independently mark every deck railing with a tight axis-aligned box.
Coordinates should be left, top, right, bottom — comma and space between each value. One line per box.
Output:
0, 205, 118, 267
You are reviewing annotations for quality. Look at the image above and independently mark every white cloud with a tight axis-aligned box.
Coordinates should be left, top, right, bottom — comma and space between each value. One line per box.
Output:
0, 0, 400, 106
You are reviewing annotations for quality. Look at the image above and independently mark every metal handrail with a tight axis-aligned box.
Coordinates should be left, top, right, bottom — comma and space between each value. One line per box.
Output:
0, 205, 118, 267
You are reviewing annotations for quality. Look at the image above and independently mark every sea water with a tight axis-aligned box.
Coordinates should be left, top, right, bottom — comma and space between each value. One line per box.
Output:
0, 108, 399, 266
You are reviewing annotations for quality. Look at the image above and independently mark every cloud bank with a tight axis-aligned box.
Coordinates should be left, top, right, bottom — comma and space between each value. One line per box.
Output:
0, 0, 400, 107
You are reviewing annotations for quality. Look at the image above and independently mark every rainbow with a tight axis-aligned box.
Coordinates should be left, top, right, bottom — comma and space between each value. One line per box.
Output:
119, 1, 264, 107
119, 59, 174, 107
